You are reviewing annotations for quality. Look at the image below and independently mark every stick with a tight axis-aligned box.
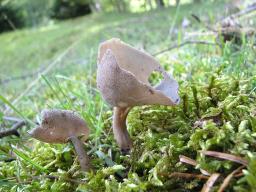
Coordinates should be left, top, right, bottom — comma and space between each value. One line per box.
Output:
217, 166, 245, 192
3, 116, 23, 122
152, 40, 217, 56
201, 173, 220, 192
179, 155, 210, 176
191, 14, 216, 32
2, 13, 16, 30
200, 150, 248, 166
220, 4, 256, 23
0, 121, 25, 138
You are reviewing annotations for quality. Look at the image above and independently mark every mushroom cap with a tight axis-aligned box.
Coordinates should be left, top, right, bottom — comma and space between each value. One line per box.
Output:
96, 38, 180, 107
28, 109, 90, 143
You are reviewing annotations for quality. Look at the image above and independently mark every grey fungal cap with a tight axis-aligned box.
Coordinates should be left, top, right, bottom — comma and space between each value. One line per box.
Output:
97, 38, 180, 107
29, 109, 90, 143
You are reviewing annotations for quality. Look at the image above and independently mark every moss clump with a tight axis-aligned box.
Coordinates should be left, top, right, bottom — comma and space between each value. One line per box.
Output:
1, 70, 256, 191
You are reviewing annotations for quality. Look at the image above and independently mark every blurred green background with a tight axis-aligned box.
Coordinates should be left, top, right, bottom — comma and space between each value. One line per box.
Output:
0, 0, 223, 32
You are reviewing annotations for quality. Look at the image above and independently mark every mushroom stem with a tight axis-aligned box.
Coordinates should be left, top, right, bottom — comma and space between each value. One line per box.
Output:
69, 136, 90, 172
113, 107, 132, 153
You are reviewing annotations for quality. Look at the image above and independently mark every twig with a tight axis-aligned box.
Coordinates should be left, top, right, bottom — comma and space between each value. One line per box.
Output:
200, 151, 248, 166
0, 121, 25, 138
3, 116, 23, 122
234, 172, 244, 177
2, 13, 16, 30
217, 166, 245, 192
191, 14, 216, 32
201, 173, 220, 192
179, 155, 210, 176
219, 4, 256, 23
152, 40, 217, 56
192, 2, 256, 28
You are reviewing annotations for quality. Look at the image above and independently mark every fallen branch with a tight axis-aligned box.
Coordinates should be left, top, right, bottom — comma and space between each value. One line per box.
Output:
0, 121, 26, 138
152, 40, 218, 56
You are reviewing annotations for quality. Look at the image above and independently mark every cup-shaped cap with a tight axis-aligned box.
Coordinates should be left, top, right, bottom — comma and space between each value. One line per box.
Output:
97, 38, 180, 108
29, 109, 90, 143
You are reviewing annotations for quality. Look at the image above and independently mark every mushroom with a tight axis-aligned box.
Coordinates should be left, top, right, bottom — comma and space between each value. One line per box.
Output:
96, 38, 180, 153
28, 109, 90, 171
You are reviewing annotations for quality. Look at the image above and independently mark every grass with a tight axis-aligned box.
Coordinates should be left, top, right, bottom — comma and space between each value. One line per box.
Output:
0, 1, 233, 99
0, 0, 256, 191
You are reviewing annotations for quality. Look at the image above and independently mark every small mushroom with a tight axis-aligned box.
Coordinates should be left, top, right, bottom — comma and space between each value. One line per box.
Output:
96, 38, 180, 153
28, 109, 90, 171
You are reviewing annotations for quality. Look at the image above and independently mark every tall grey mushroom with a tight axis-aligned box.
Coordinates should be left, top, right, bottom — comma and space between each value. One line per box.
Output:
28, 109, 90, 171
96, 38, 180, 153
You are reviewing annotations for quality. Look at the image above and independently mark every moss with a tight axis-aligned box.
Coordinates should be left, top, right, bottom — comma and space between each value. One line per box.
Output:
1, 71, 256, 191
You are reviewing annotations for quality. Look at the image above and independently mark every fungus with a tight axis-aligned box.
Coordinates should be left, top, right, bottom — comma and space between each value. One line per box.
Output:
96, 38, 180, 153
28, 109, 90, 171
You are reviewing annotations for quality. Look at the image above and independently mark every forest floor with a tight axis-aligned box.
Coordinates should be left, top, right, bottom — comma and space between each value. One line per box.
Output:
0, 1, 256, 191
